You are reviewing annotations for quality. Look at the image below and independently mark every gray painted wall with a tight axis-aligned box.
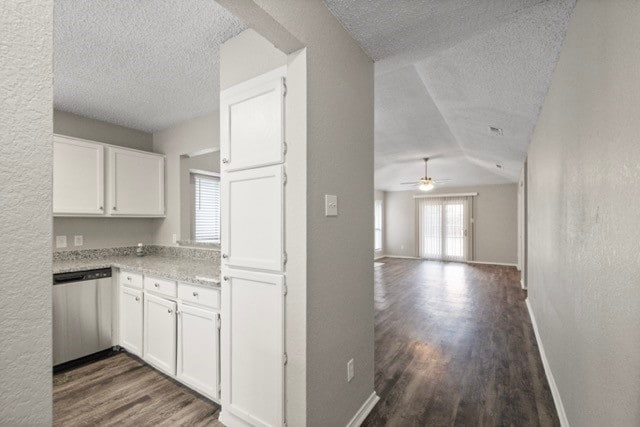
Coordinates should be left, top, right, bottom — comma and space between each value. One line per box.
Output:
0, 1, 53, 423
153, 111, 220, 246
527, 1, 640, 425
54, 109, 153, 150
384, 184, 518, 265
220, 4, 375, 421
52, 110, 159, 251
220, 28, 309, 426
242, 3, 376, 425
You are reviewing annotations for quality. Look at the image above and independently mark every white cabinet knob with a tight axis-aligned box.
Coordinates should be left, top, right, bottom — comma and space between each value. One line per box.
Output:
135, 296, 140, 302
192, 291, 198, 297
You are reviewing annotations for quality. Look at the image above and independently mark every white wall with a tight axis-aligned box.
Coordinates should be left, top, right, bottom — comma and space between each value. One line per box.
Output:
0, 0, 53, 423
527, 1, 640, 425
384, 184, 518, 265
52, 110, 159, 251
152, 111, 220, 246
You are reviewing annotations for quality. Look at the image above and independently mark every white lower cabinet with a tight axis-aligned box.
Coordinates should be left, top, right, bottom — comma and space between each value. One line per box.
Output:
119, 286, 143, 357
143, 293, 177, 376
118, 271, 221, 402
177, 302, 220, 400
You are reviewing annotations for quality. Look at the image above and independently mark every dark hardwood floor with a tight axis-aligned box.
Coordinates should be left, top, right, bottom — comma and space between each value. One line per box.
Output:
53, 353, 222, 426
363, 258, 559, 427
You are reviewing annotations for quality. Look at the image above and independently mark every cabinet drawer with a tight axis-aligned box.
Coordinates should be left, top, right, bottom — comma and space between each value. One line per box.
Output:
144, 276, 177, 298
120, 271, 143, 289
178, 283, 220, 309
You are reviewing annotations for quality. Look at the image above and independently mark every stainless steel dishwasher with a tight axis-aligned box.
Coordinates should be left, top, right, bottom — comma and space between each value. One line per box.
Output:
52, 268, 114, 366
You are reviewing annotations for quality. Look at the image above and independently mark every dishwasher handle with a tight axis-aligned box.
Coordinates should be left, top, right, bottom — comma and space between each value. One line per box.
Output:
53, 268, 112, 285
53, 273, 86, 285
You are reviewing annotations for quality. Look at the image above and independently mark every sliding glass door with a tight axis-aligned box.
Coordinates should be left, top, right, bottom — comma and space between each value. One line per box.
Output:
418, 197, 470, 261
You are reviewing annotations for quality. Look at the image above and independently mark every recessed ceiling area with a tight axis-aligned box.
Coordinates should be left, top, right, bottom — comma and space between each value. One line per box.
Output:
54, 0, 246, 133
325, 0, 576, 191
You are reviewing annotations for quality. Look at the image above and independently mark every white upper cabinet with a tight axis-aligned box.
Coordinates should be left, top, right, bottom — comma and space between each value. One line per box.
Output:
220, 67, 286, 172
107, 147, 165, 216
53, 136, 105, 215
221, 165, 284, 272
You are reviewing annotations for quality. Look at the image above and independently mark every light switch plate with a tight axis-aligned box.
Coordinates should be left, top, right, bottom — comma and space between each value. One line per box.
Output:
74, 235, 83, 246
325, 195, 338, 217
56, 235, 67, 248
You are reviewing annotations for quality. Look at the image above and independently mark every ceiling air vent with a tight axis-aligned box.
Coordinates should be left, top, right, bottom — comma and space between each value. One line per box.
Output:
489, 126, 503, 136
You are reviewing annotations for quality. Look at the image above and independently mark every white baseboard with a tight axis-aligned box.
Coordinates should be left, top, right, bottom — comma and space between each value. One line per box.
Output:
520, 278, 527, 289
346, 391, 380, 427
467, 260, 518, 267
381, 255, 420, 259
525, 299, 569, 427
374, 255, 386, 260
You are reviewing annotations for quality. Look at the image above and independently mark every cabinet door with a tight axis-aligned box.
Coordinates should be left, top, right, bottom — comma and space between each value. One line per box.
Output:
108, 147, 165, 216
144, 293, 177, 375
221, 165, 284, 272
221, 269, 285, 427
119, 286, 143, 357
53, 136, 104, 215
177, 303, 219, 399
220, 68, 285, 172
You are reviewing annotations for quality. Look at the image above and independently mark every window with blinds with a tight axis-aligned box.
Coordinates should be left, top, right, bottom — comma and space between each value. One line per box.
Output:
192, 173, 220, 242
374, 200, 383, 251
417, 196, 471, 261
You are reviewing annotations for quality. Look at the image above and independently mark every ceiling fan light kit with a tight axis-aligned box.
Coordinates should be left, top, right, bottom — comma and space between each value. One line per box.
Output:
419, 181, 434, 192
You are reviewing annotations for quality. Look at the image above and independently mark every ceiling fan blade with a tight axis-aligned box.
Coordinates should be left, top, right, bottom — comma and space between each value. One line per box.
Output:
433, 179, 452, 183
400, 182, 419, 185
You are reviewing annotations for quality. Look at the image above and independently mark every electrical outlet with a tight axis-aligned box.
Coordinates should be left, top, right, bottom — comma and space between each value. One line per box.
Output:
56, 235, 67, 248
74, 235, 83, 246
172, 233, 177, 244
347, 358, 355, 382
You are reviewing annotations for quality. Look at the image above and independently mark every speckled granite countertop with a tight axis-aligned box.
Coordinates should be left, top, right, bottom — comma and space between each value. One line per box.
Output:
53, 246, 221, 288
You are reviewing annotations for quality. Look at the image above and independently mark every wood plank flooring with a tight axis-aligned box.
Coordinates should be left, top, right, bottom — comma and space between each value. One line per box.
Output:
363, 258, 559, 426
53, 353, 222, 426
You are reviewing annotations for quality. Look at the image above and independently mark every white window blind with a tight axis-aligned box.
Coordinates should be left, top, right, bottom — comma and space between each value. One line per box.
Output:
193, 173, 220, 242
417, 196, 471, 261
374, 200, 383, 251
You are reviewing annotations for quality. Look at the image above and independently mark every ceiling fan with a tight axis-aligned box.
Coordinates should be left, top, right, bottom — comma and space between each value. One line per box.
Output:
400, 158, 451, 192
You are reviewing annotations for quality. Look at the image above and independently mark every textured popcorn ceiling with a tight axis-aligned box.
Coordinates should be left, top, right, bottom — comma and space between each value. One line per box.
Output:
325, 0, 576, 190
54, 0, 246, 132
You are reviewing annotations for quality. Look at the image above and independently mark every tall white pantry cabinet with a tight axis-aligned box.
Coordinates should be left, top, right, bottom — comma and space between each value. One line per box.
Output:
219, 67, 288, 427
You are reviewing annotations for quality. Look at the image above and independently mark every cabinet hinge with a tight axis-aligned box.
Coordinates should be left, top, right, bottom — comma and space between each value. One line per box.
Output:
283, 353, 288, 366
283, 251, 288, 265
218, 383, 222, 397
283, 172, 287, 185
283, 141, 288, 156
283, 284, 288, 297
282, 79, 287, 97
216, 314, 221, 330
